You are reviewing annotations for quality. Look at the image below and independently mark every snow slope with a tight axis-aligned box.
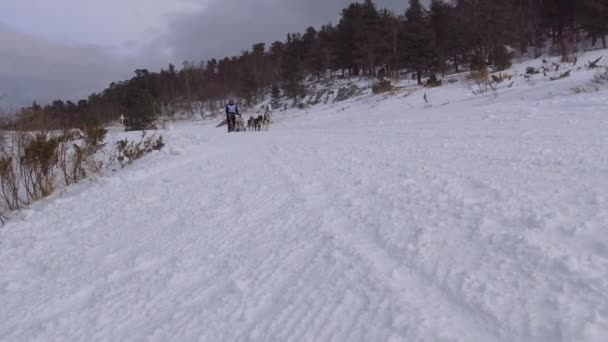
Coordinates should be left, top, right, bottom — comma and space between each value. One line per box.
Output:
1, 51, 608, 342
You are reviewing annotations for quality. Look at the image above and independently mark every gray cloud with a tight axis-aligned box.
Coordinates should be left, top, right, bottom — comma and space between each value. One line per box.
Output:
165, 0, 409, 62
1, 0, 428, 108
0, 23, 132, 107
0, 22, 174, 108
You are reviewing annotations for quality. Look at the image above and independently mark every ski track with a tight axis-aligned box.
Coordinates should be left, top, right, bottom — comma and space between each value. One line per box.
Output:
2, 56, 608, 341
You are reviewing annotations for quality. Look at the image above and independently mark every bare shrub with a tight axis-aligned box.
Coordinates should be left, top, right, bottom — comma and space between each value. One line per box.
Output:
1, 121, 110, 225
72, 125, 108, 182
0, 131, 32, 212
465, 68, 496, 95
593, 67, 608, 85
424, 74, 442, 88
587, 56, 603, 70
491, 72, 512, 84
22, 133, 60, 198
0, 154, 22, 210
556, 34, 579, 64
526, 66, 540, 75
573, 84, 600, 94
115, 131, 164, 168
56, 129, 82, 185
372, 80, 394, 94
550, 70, 571, 81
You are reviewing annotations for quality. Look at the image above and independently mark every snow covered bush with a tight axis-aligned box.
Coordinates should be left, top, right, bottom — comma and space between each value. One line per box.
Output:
0, 131, 58, 212
115, 131, 164, 168
550, 70, 572, 81
22, 133, 60, 198
526, 66, 540, 75
58, 124, 108, 185
0, 124, 163, 226
372, 80, 394, 94
586, 56, 603, 69
470, 50, 487, 72
593, 67, 608, 85
425, 74, 442, 88
490, 72, 512, 84
573, 84, 600, 94
0, 123, 111, 225
0, 132, 29, 212
465, 68, 496, 95
0, 154, 20, 211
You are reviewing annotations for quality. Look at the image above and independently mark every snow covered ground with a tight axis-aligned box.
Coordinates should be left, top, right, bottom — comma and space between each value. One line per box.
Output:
1, 51, 608, 342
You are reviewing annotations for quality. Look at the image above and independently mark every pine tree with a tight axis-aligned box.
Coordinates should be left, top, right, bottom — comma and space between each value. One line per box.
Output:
336, 3, 364, 75
303, 26, 333, 79
282, 34, 305, 101
453, 0, 514, 69
540, 0, 577, 59
269, 41, 286, 83
492, 44, 512, 71
430, 0, 451, 75
401, 0, 436, 85
251, 43, 267, 100
381, 9, 403, 78
579, 0, 608, 48
445, 3, 472, 73
317, 24, 336, 76
512, 0, 544, 55
302, 27, 319, 75
470, 49, 486, 71
122, 70, 160, 131
271, 84, 281, 107
356, 0, 384, 76
240, 70, 257, 107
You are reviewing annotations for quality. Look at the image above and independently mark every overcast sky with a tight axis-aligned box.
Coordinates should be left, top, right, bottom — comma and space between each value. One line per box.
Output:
0, 0, 418, 108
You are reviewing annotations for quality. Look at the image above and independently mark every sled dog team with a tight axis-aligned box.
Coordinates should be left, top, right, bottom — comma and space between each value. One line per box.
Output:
225, 100, 272, 133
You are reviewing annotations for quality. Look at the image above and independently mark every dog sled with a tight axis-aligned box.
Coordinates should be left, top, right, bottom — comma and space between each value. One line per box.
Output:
225, 105, 273, 133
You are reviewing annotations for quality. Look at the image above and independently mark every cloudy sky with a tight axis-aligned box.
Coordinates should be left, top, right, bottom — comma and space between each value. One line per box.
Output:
0, 0, 414, 108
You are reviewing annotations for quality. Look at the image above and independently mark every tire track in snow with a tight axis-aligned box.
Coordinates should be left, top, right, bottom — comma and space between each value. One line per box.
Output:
203, 146, 405, 342
267, 140, 504, 341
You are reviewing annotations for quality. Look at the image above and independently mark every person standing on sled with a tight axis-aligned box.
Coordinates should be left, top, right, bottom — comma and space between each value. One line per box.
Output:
225, 99, 240, 132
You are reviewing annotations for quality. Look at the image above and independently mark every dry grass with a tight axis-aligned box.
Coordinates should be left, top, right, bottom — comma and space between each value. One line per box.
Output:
372, 80, 395, 94
0, 122, 163, 226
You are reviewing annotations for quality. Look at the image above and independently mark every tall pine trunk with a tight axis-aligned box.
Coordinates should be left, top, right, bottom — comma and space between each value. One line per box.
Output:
393, 43, 398, 79
368, 52, 376, 77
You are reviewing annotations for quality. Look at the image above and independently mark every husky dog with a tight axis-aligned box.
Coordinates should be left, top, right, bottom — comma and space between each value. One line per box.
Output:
253, 115, 264, 131
234, 116, 245, 132
247, 116, 255, 131
261, 112, 271, 131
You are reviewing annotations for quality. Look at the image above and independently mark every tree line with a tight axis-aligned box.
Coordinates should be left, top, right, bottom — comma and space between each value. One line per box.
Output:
7, 0, 608, 131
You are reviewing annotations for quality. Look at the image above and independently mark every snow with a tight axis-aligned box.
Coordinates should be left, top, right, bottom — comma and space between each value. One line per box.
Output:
1, 50, 608, 342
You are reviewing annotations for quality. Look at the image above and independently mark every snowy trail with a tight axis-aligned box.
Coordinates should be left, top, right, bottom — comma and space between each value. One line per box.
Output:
2, 63, 608, 341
